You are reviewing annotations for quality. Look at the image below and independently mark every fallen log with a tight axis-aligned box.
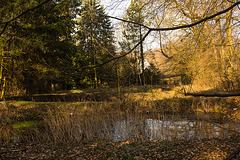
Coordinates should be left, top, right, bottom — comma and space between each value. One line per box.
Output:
185, 92, 240, 97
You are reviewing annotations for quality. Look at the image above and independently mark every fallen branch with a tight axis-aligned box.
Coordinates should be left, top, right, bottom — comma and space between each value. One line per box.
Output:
160, 74, 183, 79
185, 92, 240, 97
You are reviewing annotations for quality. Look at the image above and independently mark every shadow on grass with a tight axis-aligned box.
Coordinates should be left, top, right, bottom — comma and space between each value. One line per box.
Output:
4, 92, 113, 102
3, 85, 177, 102
185, 88, 240, 97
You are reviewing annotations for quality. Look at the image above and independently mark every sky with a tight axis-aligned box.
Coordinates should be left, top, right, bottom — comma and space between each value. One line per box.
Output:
100, 0, 131, 31
100, 0, 131, 18
100, 0, 131, 50
100, 0, 160, 51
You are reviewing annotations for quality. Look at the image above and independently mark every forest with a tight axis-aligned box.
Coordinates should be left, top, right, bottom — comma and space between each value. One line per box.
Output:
0, 0, 239, 98
1, 0, 240, 159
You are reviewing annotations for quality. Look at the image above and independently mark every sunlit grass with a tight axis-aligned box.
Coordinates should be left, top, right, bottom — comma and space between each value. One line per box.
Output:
1, 85, 240, 144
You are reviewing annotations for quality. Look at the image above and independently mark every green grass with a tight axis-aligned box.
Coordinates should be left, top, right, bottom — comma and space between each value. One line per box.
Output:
12, 121, 43, 129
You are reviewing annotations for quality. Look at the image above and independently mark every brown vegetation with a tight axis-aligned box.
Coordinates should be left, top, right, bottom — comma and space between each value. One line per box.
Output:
1, 86, 240, 159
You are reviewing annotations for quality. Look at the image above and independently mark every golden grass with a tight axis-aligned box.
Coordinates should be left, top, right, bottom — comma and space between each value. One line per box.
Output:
1, 85, 240, 144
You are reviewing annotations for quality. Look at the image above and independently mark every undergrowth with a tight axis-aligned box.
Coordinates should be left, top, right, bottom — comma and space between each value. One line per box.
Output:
0, 85, 240, 144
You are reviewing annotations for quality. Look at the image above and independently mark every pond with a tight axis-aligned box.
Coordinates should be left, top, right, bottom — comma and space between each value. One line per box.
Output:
7, 113, 240, 143
91, 114, 240, 142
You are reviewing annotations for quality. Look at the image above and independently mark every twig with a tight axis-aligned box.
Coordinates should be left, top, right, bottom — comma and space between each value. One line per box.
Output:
107, 16, 150, 29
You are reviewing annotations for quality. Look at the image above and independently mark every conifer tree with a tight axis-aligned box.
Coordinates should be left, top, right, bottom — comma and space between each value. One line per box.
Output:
76, 0, 115, 88
120, 0, 148, 85
0, 0, 80, 96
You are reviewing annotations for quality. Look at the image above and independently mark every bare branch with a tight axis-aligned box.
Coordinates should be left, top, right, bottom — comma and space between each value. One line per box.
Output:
109, 1, 240, 31
0, 23, 8, 36
159, 31, 172, 59
0, 0, 52, 24
150, 1, 240, 31
0, 0, 52, 37
107, 15, 150, 29
80, 1, 240, 70
80, 29, 152, 69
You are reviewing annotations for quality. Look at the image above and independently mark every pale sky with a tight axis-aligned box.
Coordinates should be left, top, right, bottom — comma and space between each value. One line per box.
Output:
100, 0, 131, 18
100, 0, 160, 51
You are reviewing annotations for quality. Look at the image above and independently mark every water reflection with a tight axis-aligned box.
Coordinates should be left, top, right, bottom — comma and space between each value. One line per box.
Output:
108, 116, 240, 142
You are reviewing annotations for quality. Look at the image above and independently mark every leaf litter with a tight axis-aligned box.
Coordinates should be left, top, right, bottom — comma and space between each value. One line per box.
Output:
1, 135, 240, 159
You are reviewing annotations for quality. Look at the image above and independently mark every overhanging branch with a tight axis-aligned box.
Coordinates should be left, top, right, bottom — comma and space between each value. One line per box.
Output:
79, 1, 240, 70
0, 0, 52, 37
81, 29, 152, 69
150, 1, 240, 31
107, 16, 150, 29
0, 0, 52, 24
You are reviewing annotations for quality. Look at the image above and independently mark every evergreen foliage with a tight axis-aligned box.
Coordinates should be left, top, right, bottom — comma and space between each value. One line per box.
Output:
75, 0, 116, 88
0, 0, 80, 96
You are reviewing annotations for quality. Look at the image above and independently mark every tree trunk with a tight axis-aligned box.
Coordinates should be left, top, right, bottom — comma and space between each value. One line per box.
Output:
0, 49, 4, 99
90, 0, 98, 88
225, 3, 234, 63
140, 25, 145, 86
1, 76, 6, 99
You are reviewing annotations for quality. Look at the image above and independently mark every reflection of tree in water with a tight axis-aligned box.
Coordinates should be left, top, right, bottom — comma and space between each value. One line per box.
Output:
112, 116, 145, 141
108, 115, 240, 142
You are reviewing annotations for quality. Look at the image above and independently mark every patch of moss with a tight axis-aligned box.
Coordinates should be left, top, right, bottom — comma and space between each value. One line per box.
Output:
12, 121, 43, 129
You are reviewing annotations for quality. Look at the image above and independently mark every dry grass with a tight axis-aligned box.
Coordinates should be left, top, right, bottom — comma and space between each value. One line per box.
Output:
27, 102, 142, 143
1, 85, 240, 144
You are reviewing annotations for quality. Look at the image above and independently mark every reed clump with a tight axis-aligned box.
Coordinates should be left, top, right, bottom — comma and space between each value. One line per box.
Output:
1, 85, 240, 144
27, 100, 147, 143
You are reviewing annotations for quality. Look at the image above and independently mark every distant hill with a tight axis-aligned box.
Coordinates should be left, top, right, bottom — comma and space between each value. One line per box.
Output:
144, 49, 173, 74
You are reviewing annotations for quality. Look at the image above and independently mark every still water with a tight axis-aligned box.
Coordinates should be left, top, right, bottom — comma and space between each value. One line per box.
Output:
93, 114, 240, 142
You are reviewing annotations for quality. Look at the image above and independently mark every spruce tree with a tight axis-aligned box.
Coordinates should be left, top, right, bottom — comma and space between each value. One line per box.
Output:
76, 0, 115, 88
